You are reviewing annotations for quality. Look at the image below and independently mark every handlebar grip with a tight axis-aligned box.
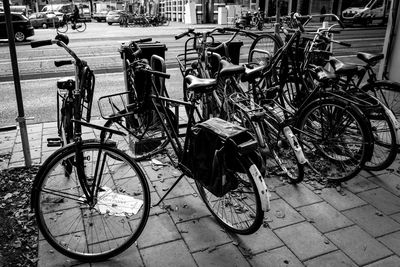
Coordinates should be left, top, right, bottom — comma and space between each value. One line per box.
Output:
54, 60, 73, 67
30, 40, 52, 48
175, 31, 187, 40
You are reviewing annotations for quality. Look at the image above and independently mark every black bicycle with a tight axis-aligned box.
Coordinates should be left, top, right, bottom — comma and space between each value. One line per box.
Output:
30, 35, 150, 262
98, 46, 271, 234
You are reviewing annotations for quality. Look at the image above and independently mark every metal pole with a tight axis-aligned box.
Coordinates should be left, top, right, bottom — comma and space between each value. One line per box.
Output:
2, 0, 32, 167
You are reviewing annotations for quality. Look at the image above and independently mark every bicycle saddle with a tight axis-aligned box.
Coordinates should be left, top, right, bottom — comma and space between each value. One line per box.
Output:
357, 52, 384, 66
185, 75, 217, 93
241, 63, 265, 82
219, 60, 245, 77
309, 65, 337, 82
329, 57, 362, 76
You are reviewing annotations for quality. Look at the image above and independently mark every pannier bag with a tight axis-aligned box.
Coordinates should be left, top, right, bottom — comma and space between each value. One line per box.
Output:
186, 118, 263, 197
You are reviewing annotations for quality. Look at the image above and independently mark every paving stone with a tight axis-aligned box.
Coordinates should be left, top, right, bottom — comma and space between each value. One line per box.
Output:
232, 227, 283, 254
152, 176, 196, 200
343, 205, 400, 237
275, 183, 322, 208
304, 250, 358, 267
140, 240, 196, 267
266, 199, 305, 229
368, 171, 400, 196
297, 202, 353, 233
193, 243, 250, 267
364, 255, 400, 267
343, 176, 379, 193
176, 216, 231, 252
163, 194, 210, 223
377, 231, 400, 256
274, 221, 336, 261
325, 225, 392, 266
137, 212, 181, 249
149, 191, 167, 216
38, 240, 90, 267
319, 187, 367, 211
91, 245, 143, 267
142, 163, 181, 182
358, 188, 400, 215
391, 212, 400, 223
248, 246, 303, 267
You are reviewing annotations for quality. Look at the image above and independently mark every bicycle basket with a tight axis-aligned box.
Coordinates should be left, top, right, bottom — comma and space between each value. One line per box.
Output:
184, 118, 261, 197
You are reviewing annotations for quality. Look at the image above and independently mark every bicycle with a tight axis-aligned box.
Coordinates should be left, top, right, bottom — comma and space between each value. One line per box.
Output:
247, 14, 374, 182
99, 46, 270, 234
30, 36, 150, 262
31, 34, 95, 148
57, 17, 87, 33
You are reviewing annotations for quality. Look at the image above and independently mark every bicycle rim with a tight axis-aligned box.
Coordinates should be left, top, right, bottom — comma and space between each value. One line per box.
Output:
296, 98, 371, 182
34, 143, 150, 262
195, 156, 263, 234
364, 106, 397, 171
57, 23, 68, 33
76, 22, 86, 32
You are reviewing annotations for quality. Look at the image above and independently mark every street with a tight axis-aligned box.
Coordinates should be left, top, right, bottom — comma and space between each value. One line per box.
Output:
0, 22, 387, 127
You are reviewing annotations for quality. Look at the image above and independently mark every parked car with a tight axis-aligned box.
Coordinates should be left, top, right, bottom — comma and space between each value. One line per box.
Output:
0, 12, 35, 42
28, 12, 60, 28
92, 10, 109, 22
106, 10, 126, 25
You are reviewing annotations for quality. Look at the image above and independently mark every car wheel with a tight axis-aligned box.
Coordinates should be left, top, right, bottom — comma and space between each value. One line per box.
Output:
15, 31, 26, 42
107, 22, 112, 25
42, 23, 48, 29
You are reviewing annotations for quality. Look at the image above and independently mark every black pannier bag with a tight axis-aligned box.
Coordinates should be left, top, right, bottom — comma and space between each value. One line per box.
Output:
185, 118, 264, 197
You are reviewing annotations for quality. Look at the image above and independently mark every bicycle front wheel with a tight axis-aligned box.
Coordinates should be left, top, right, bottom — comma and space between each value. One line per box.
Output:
75, 21, 87, 32
56, 22, 68, 33
296, 97, 373, 183
33, 142, 150, 262
195, 155, 264, 234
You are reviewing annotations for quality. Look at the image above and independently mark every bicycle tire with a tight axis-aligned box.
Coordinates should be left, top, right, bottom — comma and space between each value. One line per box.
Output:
362, 80, 400, 122
75, 21, 87, 32
56, 22, 68, 33
249, 33, 282, 64
295, 97, 373, 183
195, 155, 264, 234
262, 108, 304, 184
32, 142, 150, 262
101, 106, 176, 161
364, 105, 397, 171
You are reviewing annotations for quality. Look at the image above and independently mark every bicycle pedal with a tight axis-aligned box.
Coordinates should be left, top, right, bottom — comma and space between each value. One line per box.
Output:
47, 137, 62, 147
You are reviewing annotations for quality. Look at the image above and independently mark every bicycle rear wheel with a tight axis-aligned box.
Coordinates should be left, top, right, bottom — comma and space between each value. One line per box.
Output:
295, 97, 373, 183
195, 155, 264, 235
32, 142, 150, 262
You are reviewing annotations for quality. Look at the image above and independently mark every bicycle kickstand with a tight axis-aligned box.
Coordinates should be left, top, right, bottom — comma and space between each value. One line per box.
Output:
153, 173, 185, 207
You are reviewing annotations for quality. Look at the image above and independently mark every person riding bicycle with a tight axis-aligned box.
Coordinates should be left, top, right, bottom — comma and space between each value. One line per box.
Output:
71, 5, 80, 29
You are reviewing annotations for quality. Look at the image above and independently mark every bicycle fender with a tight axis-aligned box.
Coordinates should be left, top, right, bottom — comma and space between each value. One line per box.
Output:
283, 126, 307, 165
249, 164, 270, 212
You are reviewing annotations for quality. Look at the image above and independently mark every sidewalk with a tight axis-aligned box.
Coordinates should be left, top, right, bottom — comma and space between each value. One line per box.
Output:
1, 115, 400, 266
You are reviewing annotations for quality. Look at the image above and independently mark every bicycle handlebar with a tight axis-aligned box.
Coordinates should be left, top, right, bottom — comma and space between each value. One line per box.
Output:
318, 33, 351, 47
55, 60, 74, 67
30, 39, 53, 48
